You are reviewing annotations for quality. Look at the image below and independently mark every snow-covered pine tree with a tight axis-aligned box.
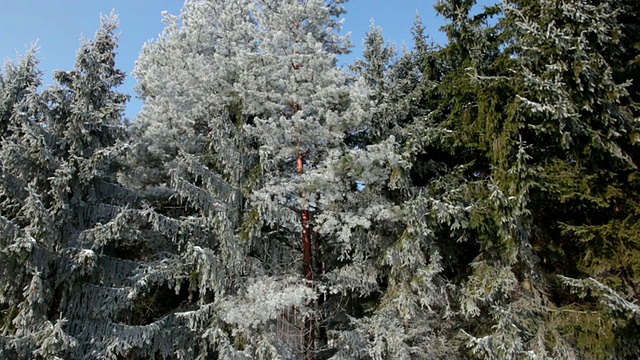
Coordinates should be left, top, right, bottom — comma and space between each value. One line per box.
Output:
236, 1, 359, 357
124, 1, 276, 357
128, 0, 351, 358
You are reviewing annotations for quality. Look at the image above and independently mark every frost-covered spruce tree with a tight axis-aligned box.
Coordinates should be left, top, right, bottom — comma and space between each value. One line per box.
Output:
423, 0, 640, 358
0, 47, 43, 236
0, 14, 176, 359
320, 16, 487, 358
0, 48, 41, 143
424, 1, 545, 358
496, 0, 640, 357
0, 47, 44, 347
418, 0, 580, 357
0, 40, 84, 360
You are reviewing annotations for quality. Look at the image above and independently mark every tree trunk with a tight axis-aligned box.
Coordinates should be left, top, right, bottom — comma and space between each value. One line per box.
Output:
294, 97, 315, 359
301, 208, 314, 360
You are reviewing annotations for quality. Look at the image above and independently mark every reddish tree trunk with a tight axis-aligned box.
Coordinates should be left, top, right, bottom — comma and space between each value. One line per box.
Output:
292, 13, 314, 353
295, 105, 315, 360
301, 210, 313, 284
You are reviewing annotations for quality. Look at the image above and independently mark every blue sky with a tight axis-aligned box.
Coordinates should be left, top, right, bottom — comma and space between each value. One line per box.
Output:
0, 1, 459, 119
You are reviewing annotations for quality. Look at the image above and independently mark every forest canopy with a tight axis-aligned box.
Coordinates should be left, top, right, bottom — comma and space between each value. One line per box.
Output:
1, 0, 639, 359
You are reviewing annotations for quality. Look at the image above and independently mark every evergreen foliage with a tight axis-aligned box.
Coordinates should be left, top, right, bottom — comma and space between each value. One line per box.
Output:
0, 14, 156, 359
426, 0, 640, 358
128, 0, 356, 358
1, 0, 639, 359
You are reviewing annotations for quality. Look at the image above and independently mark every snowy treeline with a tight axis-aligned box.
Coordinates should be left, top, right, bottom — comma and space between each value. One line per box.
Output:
1, 0, 639, 359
